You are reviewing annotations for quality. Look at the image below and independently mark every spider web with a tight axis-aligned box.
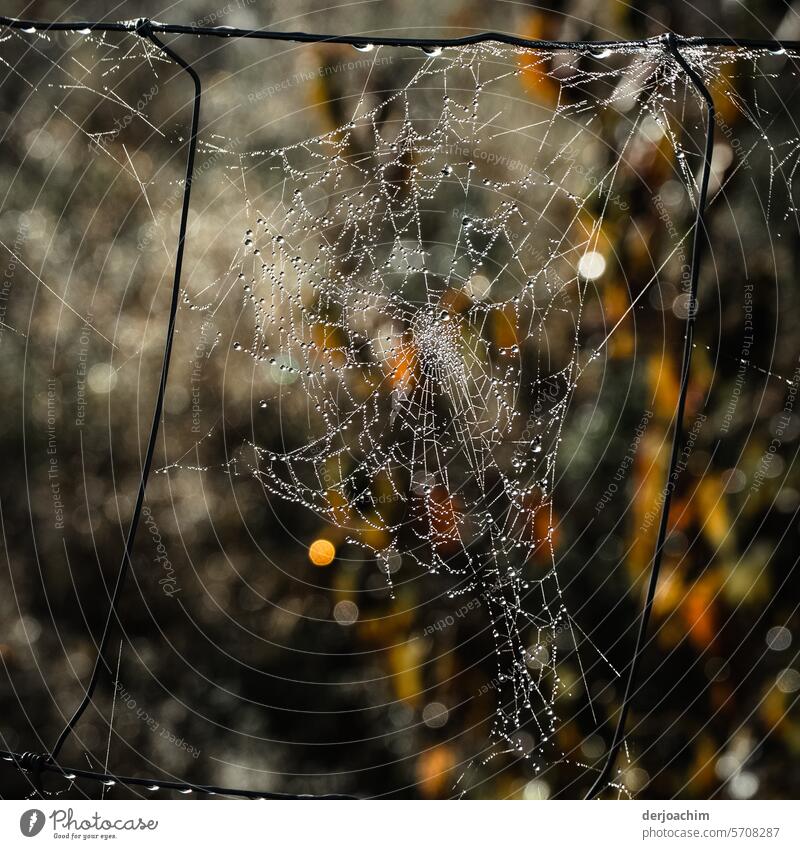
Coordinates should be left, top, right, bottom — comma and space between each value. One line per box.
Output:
179, 41, 708, 783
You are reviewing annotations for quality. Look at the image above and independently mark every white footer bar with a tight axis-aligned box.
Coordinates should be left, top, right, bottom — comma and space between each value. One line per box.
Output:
3, 799, 797, 848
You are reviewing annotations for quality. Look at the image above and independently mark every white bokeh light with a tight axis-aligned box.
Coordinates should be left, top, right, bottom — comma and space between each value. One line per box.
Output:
577, 250, 607, 280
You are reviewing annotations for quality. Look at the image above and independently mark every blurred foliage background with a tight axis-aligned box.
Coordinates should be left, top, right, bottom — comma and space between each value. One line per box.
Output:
1, 0, 800, 800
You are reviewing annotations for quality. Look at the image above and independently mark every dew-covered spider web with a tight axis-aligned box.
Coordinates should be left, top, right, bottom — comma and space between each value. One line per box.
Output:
5, 23, 800, 797
178, 42, 742, 782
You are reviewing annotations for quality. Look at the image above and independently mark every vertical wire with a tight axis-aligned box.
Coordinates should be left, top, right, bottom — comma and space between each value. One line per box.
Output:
50, 22, 202, 762
585, 32, 716, 799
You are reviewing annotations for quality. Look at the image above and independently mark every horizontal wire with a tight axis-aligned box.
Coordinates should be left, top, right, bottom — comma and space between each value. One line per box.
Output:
1, 16, 800, 51
0, 750, 357, 800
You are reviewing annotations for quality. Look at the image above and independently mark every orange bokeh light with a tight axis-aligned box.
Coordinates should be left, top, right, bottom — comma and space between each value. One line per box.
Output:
308, 538, 336, 566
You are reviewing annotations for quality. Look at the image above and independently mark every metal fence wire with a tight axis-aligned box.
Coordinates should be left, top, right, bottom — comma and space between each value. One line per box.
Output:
0, 14, 791, 800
